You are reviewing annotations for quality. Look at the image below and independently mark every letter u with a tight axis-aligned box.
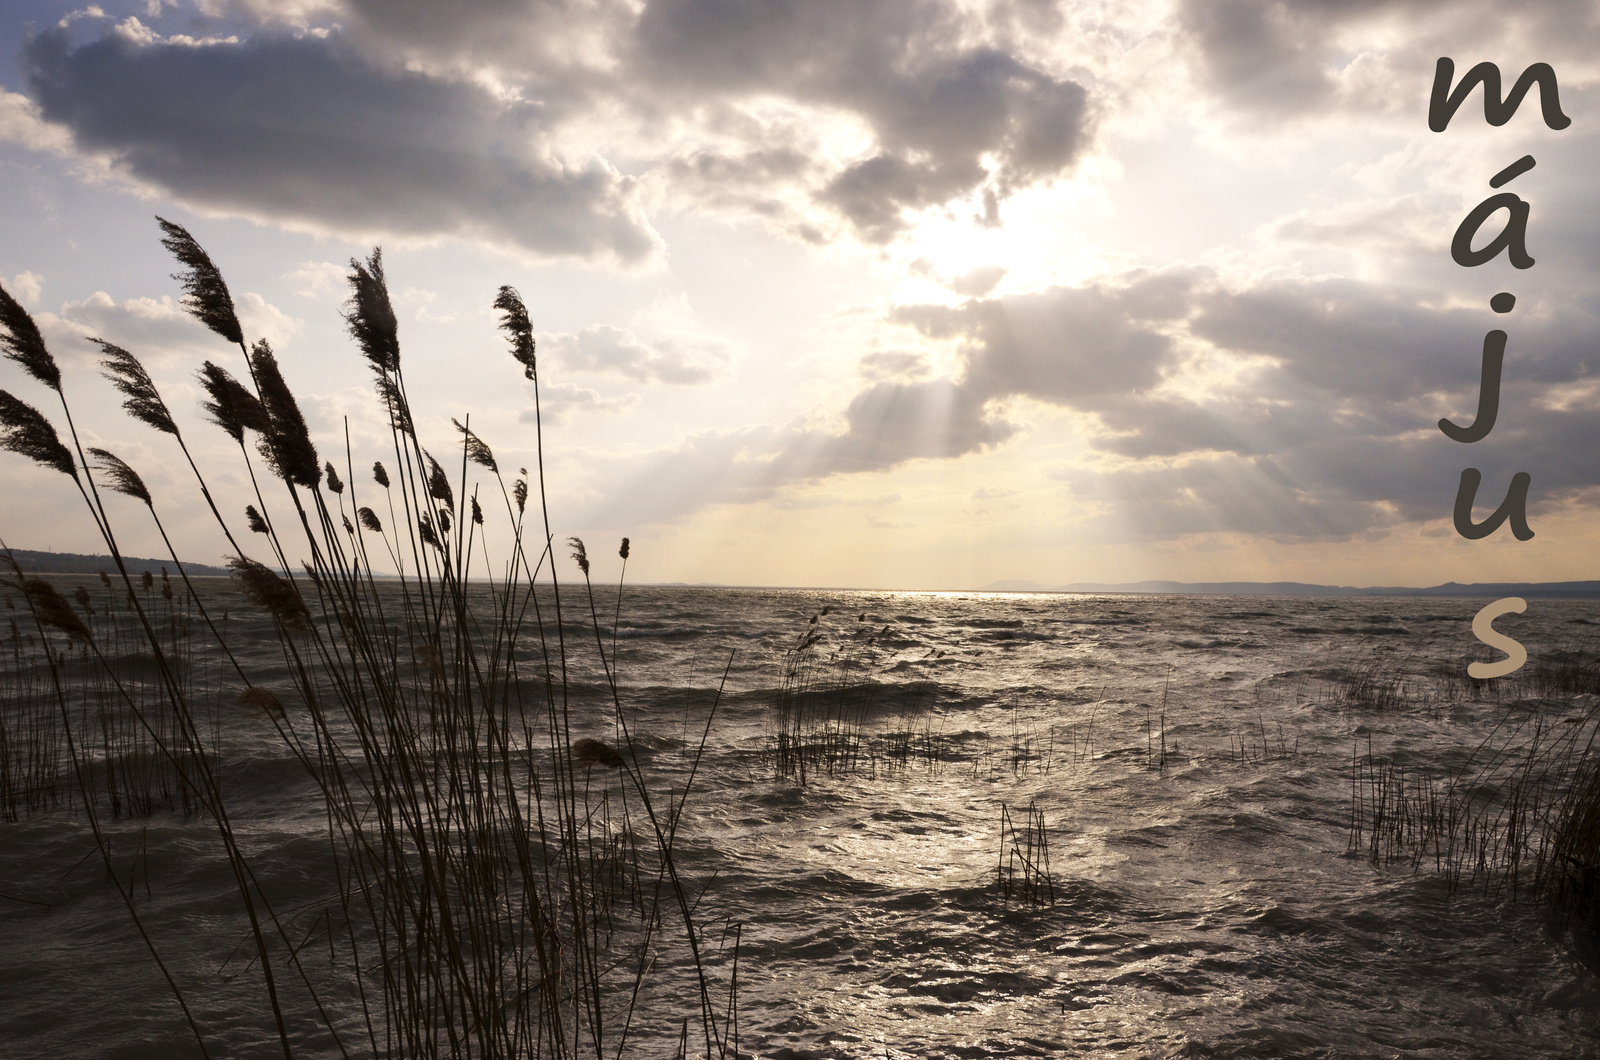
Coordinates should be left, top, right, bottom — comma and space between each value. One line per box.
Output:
1453, 468, 1534, 540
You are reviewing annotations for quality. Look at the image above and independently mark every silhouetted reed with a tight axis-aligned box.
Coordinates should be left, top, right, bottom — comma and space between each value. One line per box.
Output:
766, 610, 964, 782
157, 215, 244, 346
0, 391, 77, 479
0, 220, 735, 1058
198, 359, 271, 441
0, 557, 219, 820
1322, 653, 1423, 711
0, 281, 62, 391
1348, 699, 1600, 925
995, 800, 1055, 905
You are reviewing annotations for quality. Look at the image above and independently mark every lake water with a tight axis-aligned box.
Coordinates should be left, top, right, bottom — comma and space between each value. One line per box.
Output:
2, 584, 1598, 1058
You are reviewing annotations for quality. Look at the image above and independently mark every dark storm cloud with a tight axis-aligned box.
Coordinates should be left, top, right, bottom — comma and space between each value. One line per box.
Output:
1177, 0, 1377, 114
20, 26, 658, 262
579, 276, 1185, 526
1190, 279, 1486, 399
1178, 0, 1600, 120
330, 0, 618, 56
634, 0, 1089, 239
792, 377, 1019, 474
1194, 276, 1600, 397
284, 0, 643, 75
858, 350, 932, 381
1071, 453, 1392, 540
893, 272, 1197, 409
18, 1, 1091, 250
820, 155, 984, 244
899, 273, 1600, 540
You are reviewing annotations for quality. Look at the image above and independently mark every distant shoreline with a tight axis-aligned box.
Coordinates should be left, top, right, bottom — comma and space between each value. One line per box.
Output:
2, 548, 232, 578
8, 549, 1596, 598
976, 578, 1600, 599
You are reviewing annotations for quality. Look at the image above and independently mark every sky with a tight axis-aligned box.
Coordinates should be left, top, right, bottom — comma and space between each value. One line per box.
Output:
3, 1, 1600, 590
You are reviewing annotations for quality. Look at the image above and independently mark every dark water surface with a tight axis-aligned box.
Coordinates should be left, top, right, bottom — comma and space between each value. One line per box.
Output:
3, 586, 1599, 1058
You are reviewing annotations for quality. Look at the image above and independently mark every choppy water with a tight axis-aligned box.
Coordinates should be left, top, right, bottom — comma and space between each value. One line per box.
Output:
4, 586, 1600, 1058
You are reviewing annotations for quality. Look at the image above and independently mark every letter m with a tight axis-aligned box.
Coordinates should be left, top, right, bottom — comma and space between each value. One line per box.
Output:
1430, 58, 1572, 132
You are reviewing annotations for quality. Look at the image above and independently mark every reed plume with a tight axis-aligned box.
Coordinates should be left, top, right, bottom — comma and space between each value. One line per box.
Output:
239, 687, 285, 721
12, 576, 92, 641
0, 282, 61, 391
95, 341, 178, 436
197, 361, 271, 442
105, 342, 250, 558
246, 505, 269, 534
372, 461, 389, 488
157, 216, 244, 346
87, 447, 152, 506
571, 737, 625, 770
452, 417, 497, 473
357, 507, 382, 532
0, 391, 76, 479
425, 453, 453, 508
247, 340, 320, 488
569, 536, 590, 576
343, 249, 400, 376
225, 555, 310, 632
376, 376, 414, 436
324, 461, 344, 495
513, 475, 528, 515
494, 286, 537, 380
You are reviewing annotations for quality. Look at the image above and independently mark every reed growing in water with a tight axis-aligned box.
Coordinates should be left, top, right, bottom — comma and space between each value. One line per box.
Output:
0, 221, 735, 1057
765, 608, 957, 782
1347, 696, 1600, 925
0, 564, 219, 820
995, 800, 1055, 906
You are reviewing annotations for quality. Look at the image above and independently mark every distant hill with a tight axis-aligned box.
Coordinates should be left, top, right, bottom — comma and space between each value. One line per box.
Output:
979, 578, 1600, 599
2, 548, 232, 578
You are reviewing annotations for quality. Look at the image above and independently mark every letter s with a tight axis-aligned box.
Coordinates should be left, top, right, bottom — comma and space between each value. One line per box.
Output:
1468, 597, 1528, 679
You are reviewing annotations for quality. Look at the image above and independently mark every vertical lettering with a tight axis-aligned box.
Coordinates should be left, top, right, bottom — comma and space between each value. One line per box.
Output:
1429, 58, 1571, 132
1452, 468, 1534, 541
1467, 597, 1528, 679
1438, 330, 1506, 443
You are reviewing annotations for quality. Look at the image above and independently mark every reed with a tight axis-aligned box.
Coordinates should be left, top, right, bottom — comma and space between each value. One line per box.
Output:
0, 560, 219, 819
1347, 698, 1600, 924
1322, 652, 1425, 712
0, 221, 734, 1057
765, 609, 952, 781
995, 800, 1055, 906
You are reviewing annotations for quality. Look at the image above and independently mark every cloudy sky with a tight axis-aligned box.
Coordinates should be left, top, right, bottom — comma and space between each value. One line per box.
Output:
2, 0, 1599, 589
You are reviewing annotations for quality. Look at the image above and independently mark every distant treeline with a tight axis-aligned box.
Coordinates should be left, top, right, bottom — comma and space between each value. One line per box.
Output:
2, 548, 231, 578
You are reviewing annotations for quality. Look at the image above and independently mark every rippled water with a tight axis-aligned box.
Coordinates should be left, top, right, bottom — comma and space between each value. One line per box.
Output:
4, 586, 1600, 1058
